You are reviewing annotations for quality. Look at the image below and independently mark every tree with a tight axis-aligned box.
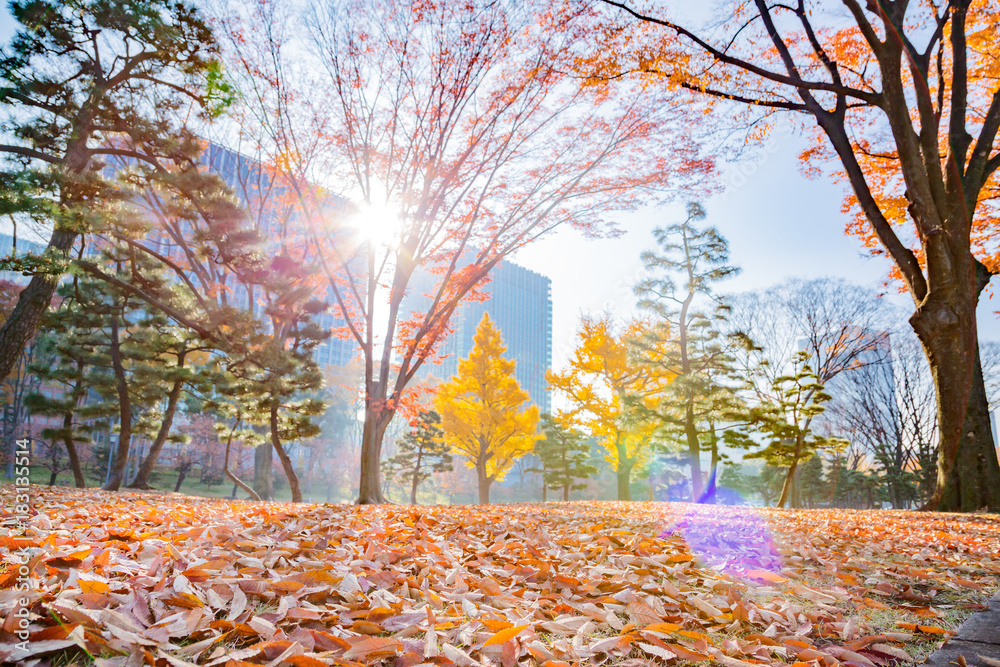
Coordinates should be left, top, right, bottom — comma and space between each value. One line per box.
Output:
589, 0, 1000, 511
727, 351, 847, 508
436, 314, 539, 504
633, 202, 742, 500
0, 0, 223, 382
382, 410, 452, 505
531, 414, 598, 502
212, 0, 715, 503
822, 333, 939, 508
548, 314, 668, 501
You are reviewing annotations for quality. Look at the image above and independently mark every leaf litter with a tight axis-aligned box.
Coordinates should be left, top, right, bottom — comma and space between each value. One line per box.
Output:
1, 486, 998, 666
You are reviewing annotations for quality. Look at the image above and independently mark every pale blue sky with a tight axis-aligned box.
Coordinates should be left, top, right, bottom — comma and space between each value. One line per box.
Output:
2, 8, 997, 370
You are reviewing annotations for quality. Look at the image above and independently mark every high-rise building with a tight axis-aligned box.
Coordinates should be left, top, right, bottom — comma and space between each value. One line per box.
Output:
0, 233, 48, 285
407, 258, 553, 414
199, 143, 358, 370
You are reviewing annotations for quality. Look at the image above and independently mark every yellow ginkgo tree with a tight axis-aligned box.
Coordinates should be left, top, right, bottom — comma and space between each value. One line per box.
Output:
436, 314, 540, 504
548, 314, 672, 501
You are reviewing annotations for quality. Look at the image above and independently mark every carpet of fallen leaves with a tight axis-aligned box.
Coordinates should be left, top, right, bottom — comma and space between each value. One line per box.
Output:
1, 486, 999, 667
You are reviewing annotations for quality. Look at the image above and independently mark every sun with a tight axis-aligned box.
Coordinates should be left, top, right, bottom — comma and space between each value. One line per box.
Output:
354, 200, 405, 247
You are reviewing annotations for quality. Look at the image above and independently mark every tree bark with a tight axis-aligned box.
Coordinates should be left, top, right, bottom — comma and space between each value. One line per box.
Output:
931, 343, 1000, 511
685, 407, 703, 500
174, 465, 188, 492
616, 440, 633, 501
223, 430, 259, 501
477, 463, 492, 504
0, 228, 78, 382
409, 445, 423, 505
103, 317, 132, 491
357, 407, 392, 504
128, 352, 187, 489
911, 254, 1000, 512
61, 409, 86, 488
254, 441, 274, 500
269, 403, 302, 502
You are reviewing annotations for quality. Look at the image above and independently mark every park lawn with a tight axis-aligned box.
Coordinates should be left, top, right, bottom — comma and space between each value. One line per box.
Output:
0, 486, 998, 667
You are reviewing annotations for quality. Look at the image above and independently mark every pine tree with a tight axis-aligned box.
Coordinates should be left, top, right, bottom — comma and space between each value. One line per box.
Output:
382, 410, 452, 505
0, 0, 224, 382
531, 414, 597, 502
633, 203, 742, 501
437, 314, 539, 504
726, 352, 848, 508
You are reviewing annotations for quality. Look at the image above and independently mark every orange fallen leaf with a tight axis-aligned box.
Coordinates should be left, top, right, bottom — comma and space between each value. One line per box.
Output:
483, 624, 531, 646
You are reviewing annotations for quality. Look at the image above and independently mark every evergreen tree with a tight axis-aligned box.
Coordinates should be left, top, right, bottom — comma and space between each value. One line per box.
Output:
531, 414, 597, 502
726, 352, 848, 508
0, 0, 224, 382
633, 203, 742, 500
382, 410, 452, 505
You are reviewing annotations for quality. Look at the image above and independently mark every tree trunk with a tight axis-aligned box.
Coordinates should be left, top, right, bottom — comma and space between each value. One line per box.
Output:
357, 407, 393, 504
685, 408, 703, 500
103, 317, 132, 492
0, 228, 78, 382
933, 345, 1000, 511
562, 484, 569, 502
128, 353, 187, 489
254, 442, 274, 500
776, 459, 798, 509
174, 466, 188, 492
912, 266, 1000, 512
477, 463, 491, 504
270, 404, 302, 502
223, 423, 259, 501
48, 470, 58, 485
410, 446, 423, 505
616, 440, 633, 501
62, 410, 86, 488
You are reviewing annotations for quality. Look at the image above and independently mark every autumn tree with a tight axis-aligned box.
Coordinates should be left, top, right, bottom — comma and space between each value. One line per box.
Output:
0, 0, 224, 382
437, 314, 539, 504
589, 0, 1000, 511
211, 0, 714, 503
382, 410, 452, 505
633, 202, 742, 500
531, 414, 597, 502
548, 314, 668, 501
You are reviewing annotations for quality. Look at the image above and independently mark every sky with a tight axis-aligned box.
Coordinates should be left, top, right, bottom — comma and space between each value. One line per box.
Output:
513, 127, 1000, 369
2, 9, 999, 373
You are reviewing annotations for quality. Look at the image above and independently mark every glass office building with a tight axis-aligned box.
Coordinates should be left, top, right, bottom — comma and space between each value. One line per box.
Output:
407, 258, 553, 414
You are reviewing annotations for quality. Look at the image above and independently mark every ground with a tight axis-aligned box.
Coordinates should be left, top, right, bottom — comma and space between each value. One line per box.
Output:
0, 486, 998, 667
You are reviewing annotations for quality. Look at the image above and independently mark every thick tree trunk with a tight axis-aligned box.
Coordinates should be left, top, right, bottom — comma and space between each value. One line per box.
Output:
477, 464, 491, 504
357, 407, 392, 504
0, 228, 78, 382
562, 484, 569, 502
270, 404, 302, 502
128, 354, 186, 489
935, 345, 1000, 511
912, 259, 1000, 512
103, 318, 132, 491
254, 442, 274, 500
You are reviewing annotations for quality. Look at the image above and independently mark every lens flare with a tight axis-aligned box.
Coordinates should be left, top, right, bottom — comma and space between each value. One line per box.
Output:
655, 468, 783, 577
